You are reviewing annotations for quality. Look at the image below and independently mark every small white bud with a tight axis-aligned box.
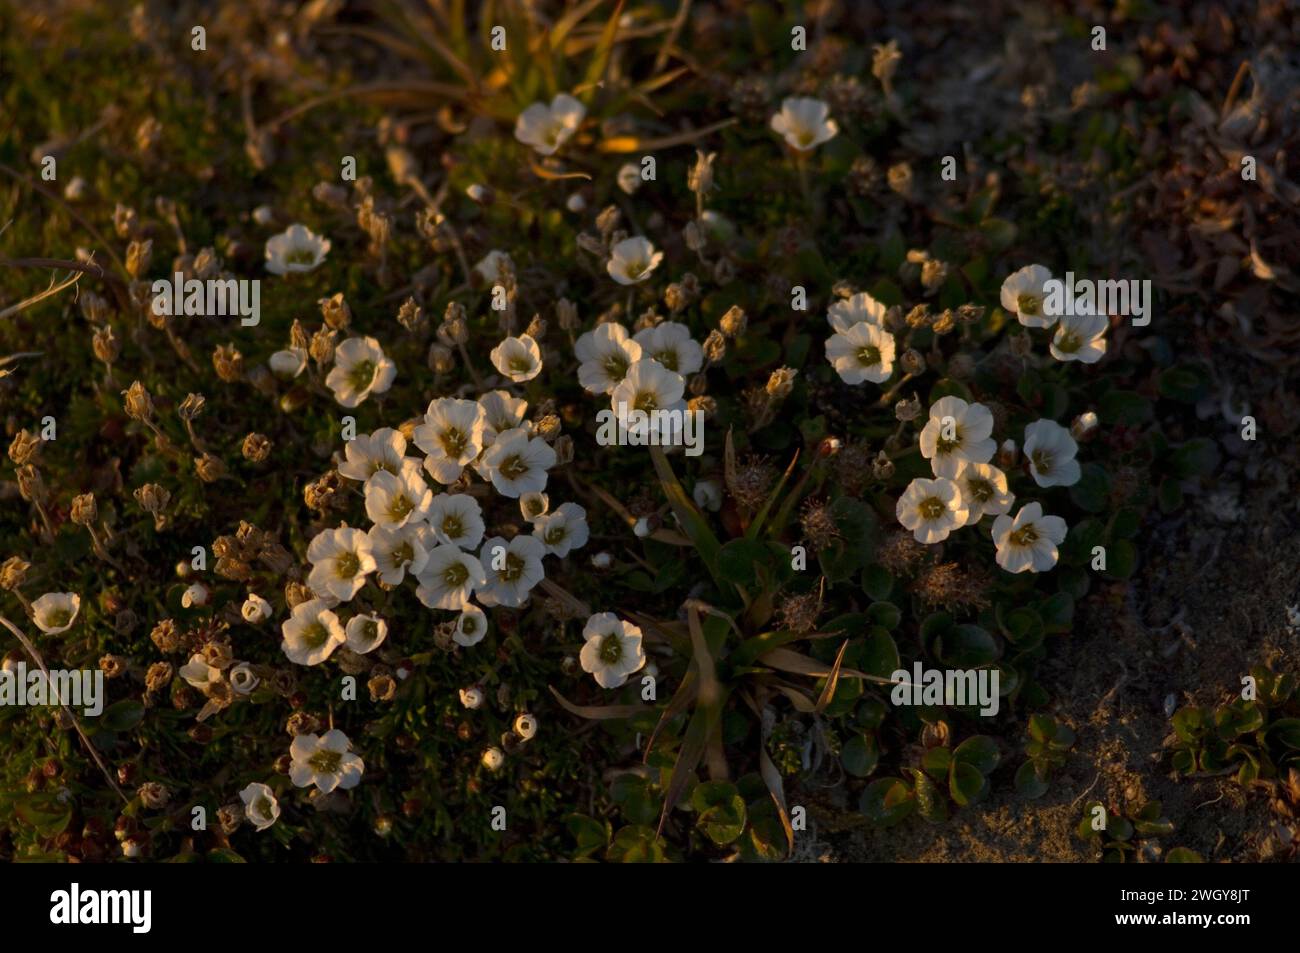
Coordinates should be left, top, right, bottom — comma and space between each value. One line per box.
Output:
241, 593, 272, 624
459, 687, 484, 710
481, 747, 505, 771
181, 582, 210, 608
513, 713, 537, 741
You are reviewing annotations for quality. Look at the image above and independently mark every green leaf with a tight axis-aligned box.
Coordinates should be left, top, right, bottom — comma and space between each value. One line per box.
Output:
861, 564, 894, 601
910, 768, 948, 824
1069, 463, 1111, 514
866, 601, 901, 630
649, 446, 728, 593
933, 624, 999, 668
859, 777, 916, 827
1104, 539, 1137, 580
13, 794, 72, 836
953, 735, 1000, 775
566, 813, 612, 857
206, 848, 247, 863
860, 626, 900, 679
1169, 438, 1221, 479
608, 825, 667, 863
949, 760, 987, 807
717, 538, 772, 586
1165, 847, 1204, 863
842, 732, 880, 778
1157, 366, 1209, 403
1015, 760, 1049, 799
921, 746, 952, 781
101, 699, 145, 732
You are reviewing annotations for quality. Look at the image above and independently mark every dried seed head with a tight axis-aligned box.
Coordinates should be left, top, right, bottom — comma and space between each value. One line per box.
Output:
876, 529, 926, 575
887, 161, 914, 199
872, 450, 895, 481
957, 303, 985, 325
113, 204, 138, 239
702, 330, 727, 366
396, 297, 425, 334
552, 434, 574, 467
524, 314, 546, 340
309, 327, 337, 367
688, 150, 716, 195
369, 674, 397, 702
137, 782, 170, 809
8, 429, 40, 466
284, 580, 314, 609
16, 465, 47, 505
242, 433, 272, 462
122, 381, 155, 421
0, 556, 31, 591
555, 297, 579, 330
319, 293, 352, 331
895, 394, 922, 422
92, 324, 120, 365
289, 319, 310, 352
904, 304, 931, 329
901, 348, 925, 375
931, 308, 957, 335
533, 414, 561, 441
99, 654, 126, 679
70, 493, 98, 527
212, 344, 244, 383
134, 482, 170, 516
713, 256, 736, 285
150, 619, 184, 654
145, 661, 173, 693
921, 259, 950, 295
125, 239, 153, 280
192, 247, 221, 280
177, 393, 206, 422
776, 590, 822, 634
427, 343, 455, 374
80, 290, 110, 324
911, 562, 991, 611
727, 455, 775, 511
765, 366, 797, 400
800, 498, 841, 551
194, 453, 227, 483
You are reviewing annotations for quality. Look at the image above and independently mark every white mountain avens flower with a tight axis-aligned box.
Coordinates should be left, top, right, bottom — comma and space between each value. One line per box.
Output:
241, 593, 273, 624
265, 224, 330, 275
481, 747, 505, 771
239, 783, 280, 831
414, 545, 487, 610
476, 535, 546, 608
453, 604, 489, 647
606, 237, 663, 285
338, 428, 409, 482
179, 653, 220, 689
827, 291, 889, 333
489, 334, 543, 383
632, 322, 703, 376
532, 501, 590, 557
610, 358, 688, 444
325, 336, 396, 408
770, 97, 837, 151
918, 396, 997, 478
477, 390, 529, 447
306, 527, 376, 603
342, 613, 386, 654
478, 427, 556, 498
520, 491, 549, 522
289, 730, 364, 793
953, 462, 1015, 526
427, 493, 486, 551
1023, 419, 1081, 487
268, 347, 307, 379
896, 477, 967, 544
31, 592, 81, 634
280, 599, 347, 666
459, 687, 484, 709
579, 613, 646, 689
1000, 264, 1056, 328
367, 523, 430, 585
363, 466, 432, 528
1050, 310, 1108, 363
229, 663, 259, 695
991, 502, 1068, 573
826, 321, 896, 384
514, 713, 538, 741
414, 398, 487, 485
514, 93, 585, 156
575, 323, 643, 394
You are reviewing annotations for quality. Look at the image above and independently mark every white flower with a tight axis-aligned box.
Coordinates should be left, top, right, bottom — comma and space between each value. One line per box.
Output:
1050, 310, 1108, 363
367, 523, 430, 586
426, 493, 486, 551
414, 545, 486, 610
918, 396, 997, 478
575, 323, 643, 394
477, 535, 546, 608
826, 321, 896, 385
1000, 264, 1056, 328
514, 93, 585, 156
490, 334, 543, 383
532, 502, 589, 557
289, 730, 364, 793
473, 249, 513, 286
514, 713, 537, 741
325, 336, 396, 408
181, 583, 210, 608
770, 97, 837, 151
239, 783, 280, 831
31, 592, 80, 634
579, 613, 646, 689
453, 604, 489, 647
364, 466, 432, 528
179, 653, 219, 689
414, 398, 487, 485
229, 663, 260, 695
633, 517, 651, 538
338, 428, 409, 482
566, 193, 587, 213
520, 491, 549, 522
1023, 419, 1081, 487
345, 613, 387, 654
606, 237, 663, 285
459, 687, 484, 709
591, 551, 613, 570
478, 390, 529, 446
953, 463, 1015, 526
991, 502, 1068, 573
827, 291, 888, 333
481, 747, 505, 771
479, 427, 556, 498
609, 358, 688, 444
693, 479, 722, 511
241, 593, 273, 624
280, 599, 346, 666
306, 528, 376, 603
896, 477, 967, 544
617, 163, 642, 194
268, 348, 307, 379
632, 321, 703, 376
265, 224, 329, 275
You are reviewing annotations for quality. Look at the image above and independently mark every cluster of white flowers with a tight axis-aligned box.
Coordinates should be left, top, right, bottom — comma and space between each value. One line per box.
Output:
1000, 264, 1109, 363
898, 396, 1077, 573
824, 291, 896, 386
